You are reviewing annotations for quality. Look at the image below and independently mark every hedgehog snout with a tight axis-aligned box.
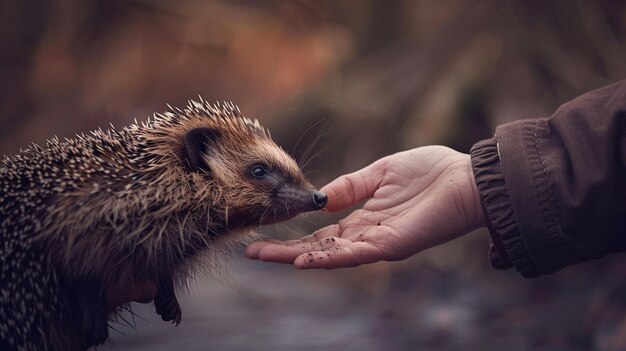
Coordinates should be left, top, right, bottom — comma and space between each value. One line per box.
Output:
275, 186, 327, 213
312, 191, 328, 210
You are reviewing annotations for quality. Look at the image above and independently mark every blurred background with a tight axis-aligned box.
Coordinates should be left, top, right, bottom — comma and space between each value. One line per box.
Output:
2, 0, 626, 350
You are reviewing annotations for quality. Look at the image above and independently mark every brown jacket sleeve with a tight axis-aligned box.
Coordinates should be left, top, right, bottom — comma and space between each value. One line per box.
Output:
470, 80, 626, 278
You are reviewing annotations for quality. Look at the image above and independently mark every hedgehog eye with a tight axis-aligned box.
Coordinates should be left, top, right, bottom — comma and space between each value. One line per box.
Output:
249, 164, 269, 179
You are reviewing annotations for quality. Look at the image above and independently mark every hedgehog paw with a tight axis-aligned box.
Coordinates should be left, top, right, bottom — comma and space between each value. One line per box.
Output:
77, 284, 109, 348
79, 314, 108, 348
154, 280, 182, 326
155, 295, 182, 326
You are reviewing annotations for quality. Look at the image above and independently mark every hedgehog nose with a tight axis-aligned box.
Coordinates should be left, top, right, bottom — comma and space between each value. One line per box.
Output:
312, 191, 328, 210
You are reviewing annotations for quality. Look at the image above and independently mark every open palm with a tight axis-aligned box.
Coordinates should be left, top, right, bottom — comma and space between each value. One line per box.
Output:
246, 146, 485, 269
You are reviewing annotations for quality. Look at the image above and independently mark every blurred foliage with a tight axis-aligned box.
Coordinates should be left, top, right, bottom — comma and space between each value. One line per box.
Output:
1, 0, 626, 350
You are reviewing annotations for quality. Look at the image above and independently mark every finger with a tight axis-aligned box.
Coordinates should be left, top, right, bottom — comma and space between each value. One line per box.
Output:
256, 241, 325, 263
245, 239, 285, 259
293, 242, 380, 269
321, 159, 385, 212
257, 235, 352, 264
285, 224, 342, 243
310, 224, 341, 241
246, 224, 342, 259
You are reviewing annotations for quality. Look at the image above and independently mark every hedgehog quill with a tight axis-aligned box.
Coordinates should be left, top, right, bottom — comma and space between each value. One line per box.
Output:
0, 100, 327, 351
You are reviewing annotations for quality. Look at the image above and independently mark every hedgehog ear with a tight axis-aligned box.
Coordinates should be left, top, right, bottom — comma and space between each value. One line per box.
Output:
183, 128, 221, 173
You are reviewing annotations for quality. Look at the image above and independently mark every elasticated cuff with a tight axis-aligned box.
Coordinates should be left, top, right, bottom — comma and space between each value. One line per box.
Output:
494, 119, 583, 276
470, 137, 542, 278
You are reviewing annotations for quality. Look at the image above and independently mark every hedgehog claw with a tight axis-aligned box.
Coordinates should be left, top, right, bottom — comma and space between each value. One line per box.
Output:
154, 278, 182, 326
155, 296, 182, 326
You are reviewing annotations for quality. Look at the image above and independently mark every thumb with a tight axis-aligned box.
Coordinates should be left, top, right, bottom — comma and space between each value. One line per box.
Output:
321, 159, 385, 212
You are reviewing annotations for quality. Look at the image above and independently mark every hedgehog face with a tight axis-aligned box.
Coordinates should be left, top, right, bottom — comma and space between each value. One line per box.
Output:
183, 127, 327, 227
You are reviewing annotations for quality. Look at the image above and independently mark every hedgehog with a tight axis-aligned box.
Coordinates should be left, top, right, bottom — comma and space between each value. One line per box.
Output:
0, 100, 328, 351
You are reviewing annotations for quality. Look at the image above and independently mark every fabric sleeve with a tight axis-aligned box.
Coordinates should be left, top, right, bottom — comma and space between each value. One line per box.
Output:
470, 80, 626, 278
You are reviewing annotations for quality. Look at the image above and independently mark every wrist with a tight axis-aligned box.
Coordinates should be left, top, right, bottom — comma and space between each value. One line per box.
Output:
464, 155, 488, 230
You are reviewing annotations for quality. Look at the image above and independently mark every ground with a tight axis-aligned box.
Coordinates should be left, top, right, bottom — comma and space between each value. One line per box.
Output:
112, 229, 626, 351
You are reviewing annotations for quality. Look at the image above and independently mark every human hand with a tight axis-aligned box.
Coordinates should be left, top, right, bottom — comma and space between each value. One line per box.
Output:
246, 146, 486, 269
